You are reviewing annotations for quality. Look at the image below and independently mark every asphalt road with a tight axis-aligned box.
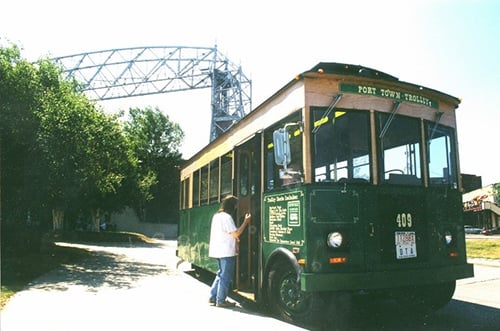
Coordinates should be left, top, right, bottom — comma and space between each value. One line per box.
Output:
1, 240, 499, 331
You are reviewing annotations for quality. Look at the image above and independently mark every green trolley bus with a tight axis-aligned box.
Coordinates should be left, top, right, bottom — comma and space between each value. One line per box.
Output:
177, 62, 474, 324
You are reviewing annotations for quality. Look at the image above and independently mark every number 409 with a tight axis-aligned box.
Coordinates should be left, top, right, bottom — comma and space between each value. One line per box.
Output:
396, 213, 412, 228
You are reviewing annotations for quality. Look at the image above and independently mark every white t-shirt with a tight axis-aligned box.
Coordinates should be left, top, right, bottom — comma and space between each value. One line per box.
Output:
208, 211, 237, 258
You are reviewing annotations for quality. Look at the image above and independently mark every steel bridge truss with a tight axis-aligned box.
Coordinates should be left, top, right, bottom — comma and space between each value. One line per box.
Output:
53, 46, 252, 141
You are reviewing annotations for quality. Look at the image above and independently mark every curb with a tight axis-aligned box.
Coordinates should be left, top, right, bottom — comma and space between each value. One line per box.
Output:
468, 258, 500, 268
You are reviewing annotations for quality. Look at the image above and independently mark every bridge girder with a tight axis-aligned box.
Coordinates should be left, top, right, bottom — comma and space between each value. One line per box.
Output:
53, 46, 252, 142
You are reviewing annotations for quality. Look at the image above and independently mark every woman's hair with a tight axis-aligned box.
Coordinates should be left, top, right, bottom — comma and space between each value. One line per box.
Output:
218, 195, 238, 214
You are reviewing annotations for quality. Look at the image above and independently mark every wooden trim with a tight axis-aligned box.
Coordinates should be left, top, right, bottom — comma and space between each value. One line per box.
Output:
421, 119, 429, 188
370, 110, 378, 185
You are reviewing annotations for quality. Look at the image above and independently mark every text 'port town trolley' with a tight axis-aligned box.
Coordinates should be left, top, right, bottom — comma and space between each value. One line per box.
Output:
176, 62, 474, 325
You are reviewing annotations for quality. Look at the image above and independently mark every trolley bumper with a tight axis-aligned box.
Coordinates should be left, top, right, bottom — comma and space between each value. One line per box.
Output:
301, 263, 474, 292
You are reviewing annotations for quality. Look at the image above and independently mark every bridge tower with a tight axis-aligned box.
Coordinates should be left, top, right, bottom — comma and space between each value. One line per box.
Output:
53, 45, 252, 142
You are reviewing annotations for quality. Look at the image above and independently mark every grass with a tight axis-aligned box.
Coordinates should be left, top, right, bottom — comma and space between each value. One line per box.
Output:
465, 238, 500, 259
0, 231, 155, 310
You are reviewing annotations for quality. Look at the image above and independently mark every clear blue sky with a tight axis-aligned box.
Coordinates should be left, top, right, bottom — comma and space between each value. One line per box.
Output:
2, 0, 499, 185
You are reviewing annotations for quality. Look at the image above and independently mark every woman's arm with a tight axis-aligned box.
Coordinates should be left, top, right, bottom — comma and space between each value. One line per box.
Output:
230, 213, 252, 238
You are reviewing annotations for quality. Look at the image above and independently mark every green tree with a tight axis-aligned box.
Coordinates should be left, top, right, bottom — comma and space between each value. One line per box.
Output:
37, 68, 133, 231
1, 42, 184, 241
77, 111, 134, 231
36, 59, 86, 230
494, 183, 500, 205
123, 106, 184, 223
1, 42, 135, 233
0, 44, 48, 230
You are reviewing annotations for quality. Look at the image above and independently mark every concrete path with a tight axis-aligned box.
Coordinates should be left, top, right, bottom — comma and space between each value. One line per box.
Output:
1, 241, 306, 331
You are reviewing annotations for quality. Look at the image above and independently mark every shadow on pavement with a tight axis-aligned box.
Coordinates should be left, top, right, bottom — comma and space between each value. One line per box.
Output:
29, 242, 174, 292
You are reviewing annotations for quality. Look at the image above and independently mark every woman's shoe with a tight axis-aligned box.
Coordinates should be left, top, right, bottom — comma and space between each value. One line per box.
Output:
216, 300, 236, 308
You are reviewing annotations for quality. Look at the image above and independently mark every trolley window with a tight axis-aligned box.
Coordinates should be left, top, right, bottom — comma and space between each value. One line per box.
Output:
221, 152, 233, 197
209, 159, 220, 204
180, 178, 189, 210
378, 113, 422, 185
193, 169, 200, 206
265, 111, 303, 190
312, 108, 371, 183
200, 165, 209, 205
239, 153, 250, 197
426, 122, 458, 187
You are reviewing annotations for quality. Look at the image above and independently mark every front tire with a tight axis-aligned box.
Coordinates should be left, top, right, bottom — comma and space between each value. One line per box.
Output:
267, 261, 323, 325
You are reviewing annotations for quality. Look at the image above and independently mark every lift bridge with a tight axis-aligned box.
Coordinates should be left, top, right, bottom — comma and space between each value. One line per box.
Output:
53, 46, 252, 142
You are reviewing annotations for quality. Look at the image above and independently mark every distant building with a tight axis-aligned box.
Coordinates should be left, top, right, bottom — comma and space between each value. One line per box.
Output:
462, 173, 482, 193
462, 179, 499, 229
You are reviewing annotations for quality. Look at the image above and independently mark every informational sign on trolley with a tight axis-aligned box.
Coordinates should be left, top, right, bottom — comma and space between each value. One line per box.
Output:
395, 231, 417, 259
263, 190, 305, 246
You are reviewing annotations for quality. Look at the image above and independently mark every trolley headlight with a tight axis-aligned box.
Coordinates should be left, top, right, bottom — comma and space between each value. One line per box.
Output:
327, 232, 343, 248
444, 230, 453, 245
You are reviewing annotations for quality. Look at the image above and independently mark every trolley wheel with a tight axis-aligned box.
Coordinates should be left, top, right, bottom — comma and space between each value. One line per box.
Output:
267, 261, 323, 326
422, 281, 456, 311
394, 280, 456, 314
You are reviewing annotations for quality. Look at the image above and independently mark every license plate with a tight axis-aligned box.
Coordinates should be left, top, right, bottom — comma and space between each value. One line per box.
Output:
395, 231, 417, 259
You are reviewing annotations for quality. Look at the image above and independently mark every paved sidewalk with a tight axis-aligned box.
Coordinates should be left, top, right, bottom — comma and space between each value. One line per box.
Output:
1, 241, 306, 331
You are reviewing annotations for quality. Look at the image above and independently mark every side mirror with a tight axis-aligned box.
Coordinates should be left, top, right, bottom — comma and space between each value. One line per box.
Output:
273, 128, 291, 167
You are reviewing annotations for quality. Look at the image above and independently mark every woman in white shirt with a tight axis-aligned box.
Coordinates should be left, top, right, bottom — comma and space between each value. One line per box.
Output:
208, 195, 252, 308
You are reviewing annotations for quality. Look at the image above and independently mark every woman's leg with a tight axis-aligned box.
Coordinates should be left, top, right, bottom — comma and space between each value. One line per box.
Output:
209, 258, 222, 301
216, 256, 235, 303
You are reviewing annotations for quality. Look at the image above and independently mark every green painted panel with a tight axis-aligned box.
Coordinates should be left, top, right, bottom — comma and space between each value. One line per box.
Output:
177, 204, 219, 273
310, 188, 359, 223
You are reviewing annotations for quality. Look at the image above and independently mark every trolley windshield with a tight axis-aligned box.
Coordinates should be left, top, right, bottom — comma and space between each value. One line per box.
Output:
311, 107, 458, 187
